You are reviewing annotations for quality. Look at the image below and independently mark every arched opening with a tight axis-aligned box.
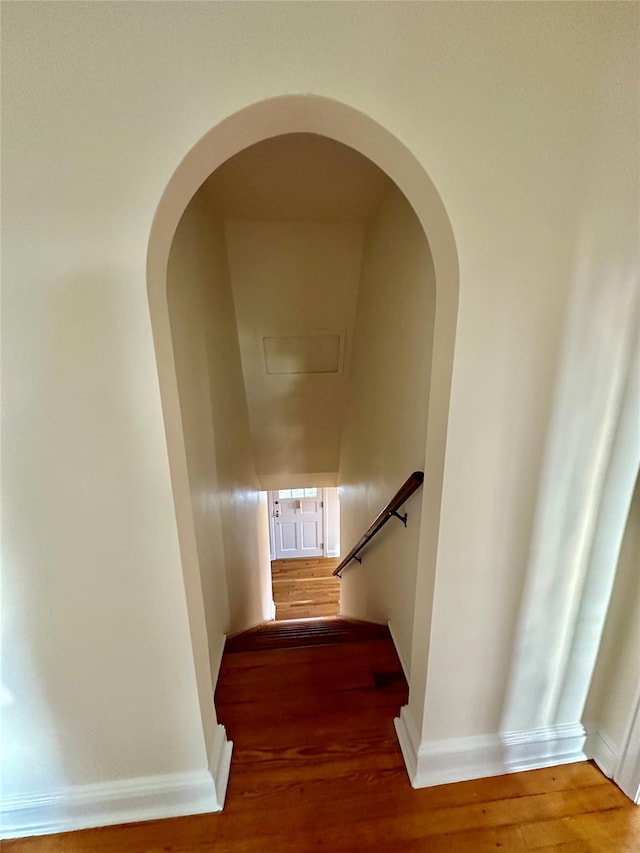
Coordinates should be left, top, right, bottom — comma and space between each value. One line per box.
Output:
147, 95, 459, 785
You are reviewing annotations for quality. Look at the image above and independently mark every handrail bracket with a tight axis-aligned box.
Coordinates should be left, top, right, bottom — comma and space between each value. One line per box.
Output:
391, 510, 408, 527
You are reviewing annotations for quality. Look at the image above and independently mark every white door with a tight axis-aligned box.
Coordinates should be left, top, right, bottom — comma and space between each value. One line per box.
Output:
270, 488, 325, 559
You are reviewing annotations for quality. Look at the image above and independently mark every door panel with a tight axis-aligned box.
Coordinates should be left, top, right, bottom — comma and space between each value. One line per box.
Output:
301, 521, 318, 549
279, 522, 297, 553
271, 489, 325, 559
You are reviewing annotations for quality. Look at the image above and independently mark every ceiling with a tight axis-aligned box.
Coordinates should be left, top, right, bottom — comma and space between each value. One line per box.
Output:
202, 133, 393, 223
197, 133, 395, 481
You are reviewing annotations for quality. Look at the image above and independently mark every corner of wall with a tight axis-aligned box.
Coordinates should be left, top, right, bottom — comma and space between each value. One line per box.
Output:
209, 631, 227, 691
387, 620, 410, 682
585, 729, 618, 778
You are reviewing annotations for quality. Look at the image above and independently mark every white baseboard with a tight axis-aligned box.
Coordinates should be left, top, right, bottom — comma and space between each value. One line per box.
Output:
1, 725, 233, 840
585, 729, 618, 778
208, 723, 233, 810
394, 705, 587, 789
394, 705, 421, 786
387, 620, 410, 683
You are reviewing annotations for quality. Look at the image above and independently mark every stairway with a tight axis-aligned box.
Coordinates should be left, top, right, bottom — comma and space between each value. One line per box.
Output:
271, 557, 341, 620
225, 617, 390, 654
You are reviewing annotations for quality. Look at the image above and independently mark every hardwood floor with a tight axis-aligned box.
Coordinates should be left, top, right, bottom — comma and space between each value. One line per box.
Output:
224, 616, 390, 653
271, 557, 341, 619
6, 632, 640, 852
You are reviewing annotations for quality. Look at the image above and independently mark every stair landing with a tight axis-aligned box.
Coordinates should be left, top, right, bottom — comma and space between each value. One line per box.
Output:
225, 617, 390, 654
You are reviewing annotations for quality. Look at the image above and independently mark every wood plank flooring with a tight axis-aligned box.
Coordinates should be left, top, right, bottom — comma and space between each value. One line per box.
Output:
271, 557, 340, 620
6, 633, 640, 852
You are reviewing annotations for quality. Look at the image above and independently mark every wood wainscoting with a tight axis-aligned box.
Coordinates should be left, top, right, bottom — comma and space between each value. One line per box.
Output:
271, 556, 341, 620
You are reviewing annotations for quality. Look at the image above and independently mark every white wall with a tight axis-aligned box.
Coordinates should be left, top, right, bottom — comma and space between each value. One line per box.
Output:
325, 487, 341, 558
224, 221, 363, 480
415, 6, 639, 749
2, 0, 638, 832
338, 186, 435, 672
168, 194, 271, 637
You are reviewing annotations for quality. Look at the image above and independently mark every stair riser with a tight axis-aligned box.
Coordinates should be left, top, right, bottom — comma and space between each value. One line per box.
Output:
274, 588, 339, 603
271, 557, 341, 620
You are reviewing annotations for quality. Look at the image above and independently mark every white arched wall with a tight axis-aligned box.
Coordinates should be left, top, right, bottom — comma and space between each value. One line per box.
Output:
4, 5, 636, 840
147, 95, 460, 783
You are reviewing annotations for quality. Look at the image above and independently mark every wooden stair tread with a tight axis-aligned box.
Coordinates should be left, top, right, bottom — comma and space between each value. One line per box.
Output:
271, 566, 340, 579
225, 618, 390, 653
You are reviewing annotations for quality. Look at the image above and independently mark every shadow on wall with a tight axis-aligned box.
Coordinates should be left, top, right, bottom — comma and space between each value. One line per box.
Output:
337, 183, 435, 674
499, 45, 640, 745
167, 193, 272, 641
250, 371, 321, 480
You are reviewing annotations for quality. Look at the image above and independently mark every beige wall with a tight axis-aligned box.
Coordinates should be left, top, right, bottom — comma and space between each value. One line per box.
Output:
168, 193, 271, 639
2, 0, 638, 824
339, 186, 435, 672
224, 220, 363, 480
167, 195, 230, 667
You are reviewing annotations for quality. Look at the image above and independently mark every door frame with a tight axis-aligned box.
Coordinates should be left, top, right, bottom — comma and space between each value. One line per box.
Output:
616, 682, 640, 803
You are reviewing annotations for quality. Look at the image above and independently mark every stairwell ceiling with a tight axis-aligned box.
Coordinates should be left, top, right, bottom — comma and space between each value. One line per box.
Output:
199, 134, 394, 485
202, 133, 392, 223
